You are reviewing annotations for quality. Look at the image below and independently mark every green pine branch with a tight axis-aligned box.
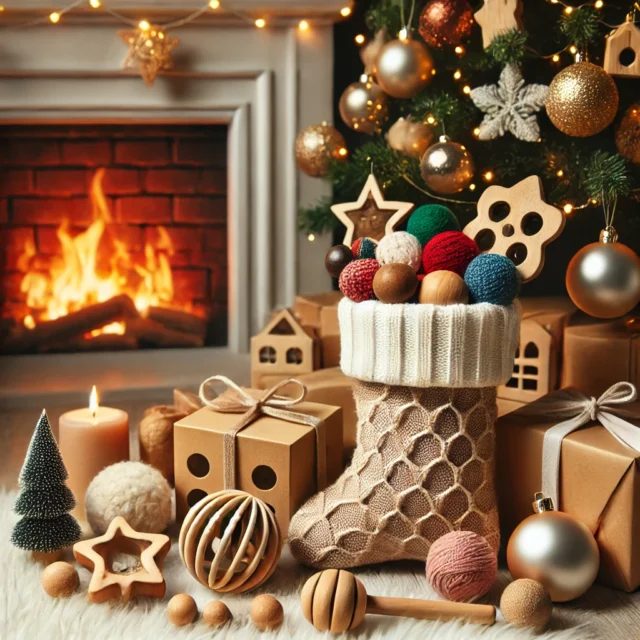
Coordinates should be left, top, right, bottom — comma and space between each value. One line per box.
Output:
561, 6, 600, 49
583, 151, 632, 202
486, 29, 528, 66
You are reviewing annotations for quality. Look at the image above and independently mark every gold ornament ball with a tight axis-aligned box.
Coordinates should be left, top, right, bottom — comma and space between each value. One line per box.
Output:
203, 600, 232, 628
387, 117, 434, 158
167, 593, 198, 626
41, 561, 79, 598
507, 510, 599, 602
500, 579, 553, 630
250, 594, 284, 631
374, 38, 434, 99
566, 240, 640, 319
339, 78, 389, 134
295, 124, 347, 177
420, 136, 475, 194
546, 62, 619, 137
616, 103, 640, 164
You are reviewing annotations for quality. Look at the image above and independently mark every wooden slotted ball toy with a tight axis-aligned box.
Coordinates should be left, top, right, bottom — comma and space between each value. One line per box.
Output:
179, 490, 282, 595
301, 569, 496, 633
41, 561, 79, 598
251, 594, 284, 631
419, 270, 469, 305
167, 593, 198, 626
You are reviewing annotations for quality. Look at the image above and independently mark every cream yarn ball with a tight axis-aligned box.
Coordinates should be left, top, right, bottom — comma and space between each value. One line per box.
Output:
376, 231, 422, 271
85, 461, 172, 535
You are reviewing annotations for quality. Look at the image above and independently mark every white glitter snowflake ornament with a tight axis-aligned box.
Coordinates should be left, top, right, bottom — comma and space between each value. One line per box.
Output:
470, 64, 549, 142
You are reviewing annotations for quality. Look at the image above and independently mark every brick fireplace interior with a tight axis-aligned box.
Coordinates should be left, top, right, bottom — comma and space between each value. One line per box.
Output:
0, 123, 228, 354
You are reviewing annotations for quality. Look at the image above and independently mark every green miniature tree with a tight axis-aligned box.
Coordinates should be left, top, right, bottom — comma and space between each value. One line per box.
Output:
11, 410, 81, 554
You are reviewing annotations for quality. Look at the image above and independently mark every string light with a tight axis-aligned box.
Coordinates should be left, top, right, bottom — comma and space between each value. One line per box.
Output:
209, 0, 220, 7
484, 171, 494, 181
469, 183, 476, 191
0, 6, 5, 12
255, 18, 266, 28
463, 85, 471, 94
563, 203, 573, 214
594, 0, 603, 7
564, 6, 573, 14
556, 169, 564, 177
298, 20, 309, 31
307, 233, 316, 242
453, 69, 462, 80
355, 34, 365, 44
569, 45, 577, 54
138, 20, 150, 31
89, 0, 101, 7
340, 6, 352, 17
552, 54, 561, 62
338, 147, 348, 157
426, 115, 436, 124
49, 11, 61, 23
454, 45, 464, 55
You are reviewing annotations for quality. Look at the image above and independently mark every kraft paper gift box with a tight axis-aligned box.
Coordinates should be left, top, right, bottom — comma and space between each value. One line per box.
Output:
174, 382, 343, 538
496, 389, 640, 591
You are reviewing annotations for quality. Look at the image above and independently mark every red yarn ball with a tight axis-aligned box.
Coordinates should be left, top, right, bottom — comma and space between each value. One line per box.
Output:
339, 258, 380, 302
422, 231, 479, 277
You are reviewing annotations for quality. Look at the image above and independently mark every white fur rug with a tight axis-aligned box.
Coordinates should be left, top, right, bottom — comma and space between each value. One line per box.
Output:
0, 490, 590, 640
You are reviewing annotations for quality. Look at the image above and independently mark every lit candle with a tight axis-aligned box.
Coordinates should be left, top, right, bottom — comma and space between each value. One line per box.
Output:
59, 386, 129, 519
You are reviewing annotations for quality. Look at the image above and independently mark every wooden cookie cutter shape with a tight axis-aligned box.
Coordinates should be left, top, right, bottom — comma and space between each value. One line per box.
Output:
463, 175, 565, 283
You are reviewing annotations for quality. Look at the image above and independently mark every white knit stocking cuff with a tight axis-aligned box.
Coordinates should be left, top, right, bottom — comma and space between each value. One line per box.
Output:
339, 298, 520, 388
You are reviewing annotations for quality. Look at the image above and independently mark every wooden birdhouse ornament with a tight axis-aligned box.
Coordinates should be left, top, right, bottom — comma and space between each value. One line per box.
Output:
250, 308, 320, 388
604, 16, 640, 78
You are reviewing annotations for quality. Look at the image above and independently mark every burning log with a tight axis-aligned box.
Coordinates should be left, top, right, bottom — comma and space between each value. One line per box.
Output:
126, 317, 205, 348
42, 333, 139, 353
1, 294, 138, 353
148, 306, 208, 342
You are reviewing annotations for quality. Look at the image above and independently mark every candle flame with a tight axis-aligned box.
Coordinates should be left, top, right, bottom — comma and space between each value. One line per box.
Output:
89, 385, 99, 418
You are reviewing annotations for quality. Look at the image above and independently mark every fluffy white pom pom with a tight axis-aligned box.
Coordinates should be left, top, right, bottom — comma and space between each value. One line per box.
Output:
85, 461, 172, 535
376, 231, 422, 272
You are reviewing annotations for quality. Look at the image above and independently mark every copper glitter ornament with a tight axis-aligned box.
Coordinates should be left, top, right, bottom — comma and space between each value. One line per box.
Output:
374, 39, 434, 99
616, 103, 640, 164
339, 76, 389, 134
295, 123, 347, 177
119, 24, 179, 86
420, 135, 475, 194
419, 0, 474, 48
546, 61, 619, 137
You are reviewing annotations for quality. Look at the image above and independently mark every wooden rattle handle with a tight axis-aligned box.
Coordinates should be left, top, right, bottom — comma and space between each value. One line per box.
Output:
366, 596, 496, 626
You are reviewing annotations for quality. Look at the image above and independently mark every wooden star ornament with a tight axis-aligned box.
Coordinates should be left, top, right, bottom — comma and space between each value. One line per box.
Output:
474, 0, 524, 49
119, 25, 179, 86
73, 516, 171, 603
331, 174, 414, 246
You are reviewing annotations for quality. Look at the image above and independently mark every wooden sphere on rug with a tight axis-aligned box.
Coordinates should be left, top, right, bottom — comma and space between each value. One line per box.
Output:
419, 270, 469, 305
167, 593, 198, 626
41, 561, 79, 598
250, 594, 284, 631
85, 461, 172, 535
422, 231, 479, 277
500, 579, 553, 630
203, 600, 232, 628
179, 490, 282, 595
426, 531, 498, 602
373, 263, 419, 303
325, 244, 353, 278
339, 259, 380, 302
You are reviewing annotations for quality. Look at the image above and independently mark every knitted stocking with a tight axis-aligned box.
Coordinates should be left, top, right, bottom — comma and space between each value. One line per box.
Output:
288, 298, 519, 570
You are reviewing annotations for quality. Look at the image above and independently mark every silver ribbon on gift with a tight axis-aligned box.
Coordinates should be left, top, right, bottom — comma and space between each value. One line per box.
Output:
520, 382, 640, 507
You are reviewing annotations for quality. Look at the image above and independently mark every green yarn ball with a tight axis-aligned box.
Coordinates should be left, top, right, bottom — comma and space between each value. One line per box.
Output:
406, 204, 459, 248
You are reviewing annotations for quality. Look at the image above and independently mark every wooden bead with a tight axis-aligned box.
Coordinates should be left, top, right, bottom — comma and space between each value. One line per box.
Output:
325, 244, 353, 278
167, 593, 198, 626
41, 561, 79, 598
419, 270, 469, 305
500, 579, 552, 630
250, 594, 284, 631
372, 263, 418, 304
203, 600, 232, 628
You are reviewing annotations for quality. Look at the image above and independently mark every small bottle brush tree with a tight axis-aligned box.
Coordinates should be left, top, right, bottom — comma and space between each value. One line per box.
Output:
11, 410, 81, 559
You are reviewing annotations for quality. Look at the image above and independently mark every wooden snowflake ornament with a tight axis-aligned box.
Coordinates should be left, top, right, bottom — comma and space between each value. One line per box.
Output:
463, 176, 565, 282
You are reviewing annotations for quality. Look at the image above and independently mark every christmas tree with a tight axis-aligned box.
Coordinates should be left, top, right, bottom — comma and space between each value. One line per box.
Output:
11, 410, 81, 553
299, 0, 640, 299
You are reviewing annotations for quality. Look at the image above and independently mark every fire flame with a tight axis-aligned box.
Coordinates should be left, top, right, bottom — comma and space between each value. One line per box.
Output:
89, 385, 99, 417
18, 169, 186, 334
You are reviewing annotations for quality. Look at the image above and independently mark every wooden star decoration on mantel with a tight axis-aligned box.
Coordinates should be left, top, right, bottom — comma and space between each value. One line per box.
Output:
331, 174, 414, 246
73, 516, 171, 603
119, 25, 179, 86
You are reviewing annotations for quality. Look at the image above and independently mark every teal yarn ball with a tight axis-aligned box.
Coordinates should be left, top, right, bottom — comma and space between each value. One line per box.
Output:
406, 204, 459, 247
464, 253, 520, 306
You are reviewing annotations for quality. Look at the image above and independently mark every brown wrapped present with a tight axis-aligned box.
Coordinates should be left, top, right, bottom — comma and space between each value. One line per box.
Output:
496, 383, 640, 591
562, 316, 639, 397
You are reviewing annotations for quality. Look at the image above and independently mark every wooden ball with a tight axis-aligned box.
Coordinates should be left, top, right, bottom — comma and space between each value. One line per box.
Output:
372, 263, 418, 303
167, 593, 198, 626
250, 594, 284, 631
41, 561, 79, 598
203, 600, 232, 628
419, 270, 469, 305
500, 579, 552, 630
325, 244, 353, 278
179, 490, 282, 594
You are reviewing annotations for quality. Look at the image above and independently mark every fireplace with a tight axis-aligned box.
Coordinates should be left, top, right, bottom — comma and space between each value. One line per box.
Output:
1, 124, 228, 354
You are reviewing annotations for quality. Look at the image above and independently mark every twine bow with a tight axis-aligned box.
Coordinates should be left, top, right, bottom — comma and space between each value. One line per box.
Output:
521, 382, 640, 507
199, 375, 326, 492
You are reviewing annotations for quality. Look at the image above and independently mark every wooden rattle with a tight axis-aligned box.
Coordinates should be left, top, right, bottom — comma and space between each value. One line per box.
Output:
301, 569, 496, 633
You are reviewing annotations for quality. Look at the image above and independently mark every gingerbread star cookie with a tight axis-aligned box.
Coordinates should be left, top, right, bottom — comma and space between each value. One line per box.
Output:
73, 516, 171, 603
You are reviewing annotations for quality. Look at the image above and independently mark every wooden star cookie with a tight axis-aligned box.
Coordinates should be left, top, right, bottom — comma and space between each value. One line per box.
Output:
73, 516, 171, 603
474, 0, 524, 49
463, 175, 565, 282
331, 174, 414, 246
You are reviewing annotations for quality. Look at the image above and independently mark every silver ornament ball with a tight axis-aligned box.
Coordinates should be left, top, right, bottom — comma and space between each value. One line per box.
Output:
566, 239, 640, 319
420, 135, 475, 194
374, 38, 434, 99
339, 77, 389, 134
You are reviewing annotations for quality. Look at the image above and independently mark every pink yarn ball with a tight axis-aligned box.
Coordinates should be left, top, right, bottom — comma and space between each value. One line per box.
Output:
426, 531, 497, 602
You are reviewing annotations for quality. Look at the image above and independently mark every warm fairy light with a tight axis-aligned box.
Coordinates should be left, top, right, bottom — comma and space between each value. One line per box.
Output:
469, 183, 476, 191
455, 46, 464, 55
89, 0, 101, 7
431, 68, 437, 75
338, 147, 348, 157
594, 0, 603, 7
89, 385, 99, 418
484, 171, 494, 181
49, 11, 61, 23
569, 45, 577, 54
473, 127, 481, 136
298, 20, 309, 31
427, 115, 436, 124
307, 233, 316, 242
340, 7, 352, 17
556, 169, 564, 177
138, 20, 150, 31
552, 54, 560, 62
255, 18, 266, 28
591, 198, 598, 204
463, 85, 471, 94
564, 6, 573, 14
24, 314, 36, 330
355, 34, 365, 44
209, 0, 220, 8
453, 69, 462, 80
0, 6, 5, 12
563, 203, 573, 214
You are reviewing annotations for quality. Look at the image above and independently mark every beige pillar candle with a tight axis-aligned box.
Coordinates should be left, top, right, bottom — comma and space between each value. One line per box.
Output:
58, 386, 129, 519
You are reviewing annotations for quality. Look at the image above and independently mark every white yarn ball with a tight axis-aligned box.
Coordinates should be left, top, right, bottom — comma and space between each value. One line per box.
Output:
85, 461, 172, 535
376, 231, 422, 271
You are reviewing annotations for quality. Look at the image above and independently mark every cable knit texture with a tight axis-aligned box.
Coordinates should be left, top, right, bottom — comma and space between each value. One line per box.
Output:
339, 298, 520, 387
